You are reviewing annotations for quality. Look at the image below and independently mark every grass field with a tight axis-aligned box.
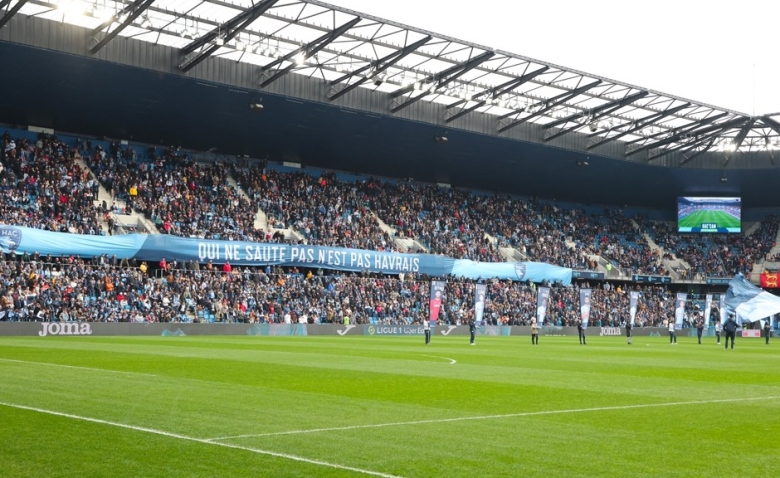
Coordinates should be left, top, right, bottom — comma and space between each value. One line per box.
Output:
678, 210, 740, 229
1, 334, 779, 477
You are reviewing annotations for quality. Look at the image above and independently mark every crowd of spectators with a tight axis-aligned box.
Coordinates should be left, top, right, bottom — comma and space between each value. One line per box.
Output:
0, 132, 103, 235
81, 141, 261, 241
231, 168, 397, 250
1, 250, 721, 328
2, 130, 779, 281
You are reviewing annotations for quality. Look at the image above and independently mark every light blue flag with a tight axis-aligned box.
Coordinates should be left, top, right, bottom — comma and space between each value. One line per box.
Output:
725, 274, 780, 323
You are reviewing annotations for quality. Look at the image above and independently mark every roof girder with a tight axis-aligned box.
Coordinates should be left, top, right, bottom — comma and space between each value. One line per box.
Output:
586, 102, 692, 150
498, 80, 602, 133
446, 66, 550, 110
645, 117, 749, 161
389, 50, 495, 99
260, 15, 362, 88
0, 0, 28, 29
543, 91, 649, 142
543, 90, 649, 130
328, 35, 432, 101
389, 50, 495, 114
90, 0, 155, 54
181, 0, 280, 55
624, 112, 730, 152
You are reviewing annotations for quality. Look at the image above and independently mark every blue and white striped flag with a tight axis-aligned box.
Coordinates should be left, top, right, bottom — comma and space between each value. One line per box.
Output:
725, 274, 780, 323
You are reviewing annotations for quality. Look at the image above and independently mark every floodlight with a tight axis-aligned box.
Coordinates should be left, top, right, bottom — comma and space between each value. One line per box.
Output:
215, 37, 225, 46
235, 40, 245, 51
294, 53, 306, 65
141, 16, 151, 28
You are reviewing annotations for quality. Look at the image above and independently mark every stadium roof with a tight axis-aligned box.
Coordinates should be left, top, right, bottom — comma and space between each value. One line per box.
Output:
6, 0, 780, 161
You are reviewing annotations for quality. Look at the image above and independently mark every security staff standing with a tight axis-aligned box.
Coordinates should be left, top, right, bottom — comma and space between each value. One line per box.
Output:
723, 315, 738, 350
626, 321, 632, 345
468, 319, 476, 346
423, 318, 431, 345
577, 320, 586, 345
696, 319, 704, 344
765, 320, 771, 345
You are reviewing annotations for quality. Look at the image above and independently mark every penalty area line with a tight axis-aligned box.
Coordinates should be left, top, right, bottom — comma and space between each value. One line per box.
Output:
207, 395, 780, 442
0, 358, 157, 377
0, 402, 403, 478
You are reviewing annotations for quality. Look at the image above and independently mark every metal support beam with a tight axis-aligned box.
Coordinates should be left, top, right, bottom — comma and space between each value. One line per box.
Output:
445, 67, 551, 123
543, 91, 648, 142
645, 117, 749, 161
0, 0, 28, 29
640, 116, 748, 160
498, 80, 602, 133
90, 0, 155, 54
390, 51, 494, 99
624, 112, 729, 151
761, 116, 780, 136
445, 100, 486, 123
178, 1, 280, 73
544, 90, 648, 130
679, 138, 717, 166
446, 66, 549, 110
731, 118, 756, 150
181, 0, 279, 55
260, 16, 361, 88
328, 35, 432, 101
389, 51, 494, 114
586, 102, 691, 150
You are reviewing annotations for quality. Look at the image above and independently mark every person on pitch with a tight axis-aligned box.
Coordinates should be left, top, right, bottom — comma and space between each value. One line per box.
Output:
668, 317, 677, 345
764, 319, 771, 345
626, 320, 632, 345
723, 314, 738, 350
715, 320, 722, 345
423, 318, 431, 345
577, 319, 586, 345
696, 319, 704, 344
531, 319, 539, 345
469, 318, 476, 345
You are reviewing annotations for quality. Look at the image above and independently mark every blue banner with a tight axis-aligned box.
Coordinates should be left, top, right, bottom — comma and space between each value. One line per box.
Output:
0, 225, 573, 284
704, 294, 713, 327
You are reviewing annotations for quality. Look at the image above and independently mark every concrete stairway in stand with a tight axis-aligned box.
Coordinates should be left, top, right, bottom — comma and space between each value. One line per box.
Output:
74, 156, 159, 234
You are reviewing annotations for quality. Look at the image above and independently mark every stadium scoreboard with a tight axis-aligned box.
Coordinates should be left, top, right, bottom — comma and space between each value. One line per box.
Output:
677, 197, 741, 233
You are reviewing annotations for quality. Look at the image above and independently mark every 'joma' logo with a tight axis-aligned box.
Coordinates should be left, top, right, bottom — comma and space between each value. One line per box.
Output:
337, 325, 356, 335
440, 325, 457, 336
39, 323, 93, 337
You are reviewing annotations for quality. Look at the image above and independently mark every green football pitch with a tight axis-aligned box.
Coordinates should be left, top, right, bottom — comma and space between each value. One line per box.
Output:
1, 335, 779, 477
678, 210, 741, 229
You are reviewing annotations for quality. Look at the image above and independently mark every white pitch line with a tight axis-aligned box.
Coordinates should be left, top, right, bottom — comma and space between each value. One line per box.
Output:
0, 358, 157, 377
206, 395, 780, 442
420, 355, 457, 365
0, 402, 403, 478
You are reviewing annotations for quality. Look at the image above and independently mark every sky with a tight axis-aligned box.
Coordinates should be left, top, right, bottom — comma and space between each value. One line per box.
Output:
324, 0, 780, 116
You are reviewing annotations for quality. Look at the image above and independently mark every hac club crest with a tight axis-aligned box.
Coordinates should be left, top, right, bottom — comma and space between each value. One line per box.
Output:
514, 263, 526, 281
0, 226, 22, 253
